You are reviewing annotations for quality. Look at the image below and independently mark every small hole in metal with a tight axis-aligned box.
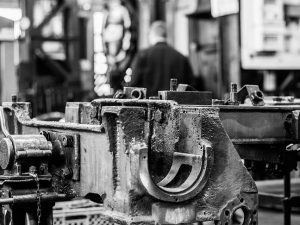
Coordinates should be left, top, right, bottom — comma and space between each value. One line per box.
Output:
225, 210, 230, 216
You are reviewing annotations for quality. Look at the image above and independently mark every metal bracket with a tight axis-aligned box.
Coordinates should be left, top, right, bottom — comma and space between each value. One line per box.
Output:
41, 131, 80, 181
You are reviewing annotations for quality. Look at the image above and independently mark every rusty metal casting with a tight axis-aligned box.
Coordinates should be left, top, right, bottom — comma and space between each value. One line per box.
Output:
0, 94, 259, 225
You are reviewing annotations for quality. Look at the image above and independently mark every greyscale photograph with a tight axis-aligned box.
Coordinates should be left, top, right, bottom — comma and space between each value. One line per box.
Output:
0, 0, 299, 224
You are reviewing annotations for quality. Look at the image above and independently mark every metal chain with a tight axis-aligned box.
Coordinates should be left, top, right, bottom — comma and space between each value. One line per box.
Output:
29, 172, 41, 225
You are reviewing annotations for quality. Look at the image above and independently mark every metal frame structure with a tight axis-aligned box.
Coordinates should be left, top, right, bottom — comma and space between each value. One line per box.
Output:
19, 0, 80, 115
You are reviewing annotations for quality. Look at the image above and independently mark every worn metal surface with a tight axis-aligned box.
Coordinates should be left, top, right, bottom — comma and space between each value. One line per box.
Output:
213, 95, 300, 225
158, 90, 212, 105
0, 96, 258, 225
217, 105, 300, 139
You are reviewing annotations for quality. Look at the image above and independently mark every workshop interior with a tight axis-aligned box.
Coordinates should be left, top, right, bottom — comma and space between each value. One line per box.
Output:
0, 0, 300, 225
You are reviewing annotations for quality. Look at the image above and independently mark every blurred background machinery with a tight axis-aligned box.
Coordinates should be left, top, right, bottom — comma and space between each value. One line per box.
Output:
0, 0, 138, 116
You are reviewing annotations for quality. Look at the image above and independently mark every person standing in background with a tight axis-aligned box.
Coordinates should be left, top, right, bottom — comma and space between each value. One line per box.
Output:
129, 21, 194, 97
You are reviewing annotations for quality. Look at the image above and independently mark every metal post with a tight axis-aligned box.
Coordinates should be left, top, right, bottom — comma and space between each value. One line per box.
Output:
283, 155, 291, 225
283, 172, 291, 225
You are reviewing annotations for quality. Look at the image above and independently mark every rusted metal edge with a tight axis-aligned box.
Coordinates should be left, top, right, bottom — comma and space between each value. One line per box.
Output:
92, 98, 178, 108
216, 105, 300, 111
2, 105, 104, 133
20, 120, 104, 133
231, 138, 300, 145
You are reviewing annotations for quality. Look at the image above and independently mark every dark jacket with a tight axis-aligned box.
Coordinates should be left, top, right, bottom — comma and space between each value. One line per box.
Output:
130, 42, 193, 97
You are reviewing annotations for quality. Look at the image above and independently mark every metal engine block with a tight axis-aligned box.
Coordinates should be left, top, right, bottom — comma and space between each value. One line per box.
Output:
0, 87, 258, 225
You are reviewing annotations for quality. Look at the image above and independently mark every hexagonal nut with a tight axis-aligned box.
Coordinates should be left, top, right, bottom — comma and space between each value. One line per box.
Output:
154, 110, 163, 123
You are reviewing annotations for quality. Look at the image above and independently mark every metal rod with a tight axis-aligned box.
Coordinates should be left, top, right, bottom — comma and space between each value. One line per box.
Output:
283, 170, 291, 225
0, 193, 68, 205
16, 149, 52, 159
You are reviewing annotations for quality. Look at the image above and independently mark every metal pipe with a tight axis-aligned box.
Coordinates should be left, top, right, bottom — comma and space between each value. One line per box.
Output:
16, 149, 52, 159
0, 193, 68, 205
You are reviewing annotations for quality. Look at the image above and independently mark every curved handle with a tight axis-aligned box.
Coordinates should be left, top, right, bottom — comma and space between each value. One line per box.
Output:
137, 142, 213, 202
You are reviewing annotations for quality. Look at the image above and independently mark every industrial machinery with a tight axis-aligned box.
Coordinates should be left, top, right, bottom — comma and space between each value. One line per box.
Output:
0, 82, 259, 225
215, 84, 300, 225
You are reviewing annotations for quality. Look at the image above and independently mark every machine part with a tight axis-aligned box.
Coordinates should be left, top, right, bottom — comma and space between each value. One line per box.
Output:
227, 83, 239, 105
292, 110, 300, 139
217, 101, 300, 225
29, 172, 41, 225
158, 79, 212, 105
114, 87, 147, 99
0, 193, 68, 205
170, 78, 178, 91
134, 142, 213, 202
0, 96, 258, 225
97, 99, 257, 224
176, 84, 198, 92
41, 130, 80, 181
0, 135, 52, 170
124, 87, 147, 99
158, 90, 212, 105
0, 138, 14, 169
212, 99, 225, 105
0, 107, 9, 137
236, 85, 265, 106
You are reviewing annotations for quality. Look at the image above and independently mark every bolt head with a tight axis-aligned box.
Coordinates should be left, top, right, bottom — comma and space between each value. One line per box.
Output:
154, 110, 163, 123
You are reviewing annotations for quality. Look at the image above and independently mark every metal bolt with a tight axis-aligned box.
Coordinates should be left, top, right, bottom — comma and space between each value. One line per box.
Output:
11, 95, 17, 103
62, 136, 73, 147
170, 79, 178, 91
229, 83, 238, 104
16, 163, 22, 175
39, 163, 48, 175
62, 136, 68, 147
231, 83, 237, 93
29, 165, 37, 174
154, 109, 163, 123
40, 131, 49, 140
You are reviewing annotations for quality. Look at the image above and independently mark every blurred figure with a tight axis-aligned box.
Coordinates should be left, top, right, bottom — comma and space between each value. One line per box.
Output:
129, 21, 193, 97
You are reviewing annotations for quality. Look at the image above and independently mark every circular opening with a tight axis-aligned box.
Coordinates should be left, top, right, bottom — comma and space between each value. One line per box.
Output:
255, 91, 263, 99
131, 89, 143, 99
240, 198, 244, 203
225, 209, 230, 216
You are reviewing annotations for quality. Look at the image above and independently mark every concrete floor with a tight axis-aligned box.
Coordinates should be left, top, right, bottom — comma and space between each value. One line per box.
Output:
259, 209, 300, 225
